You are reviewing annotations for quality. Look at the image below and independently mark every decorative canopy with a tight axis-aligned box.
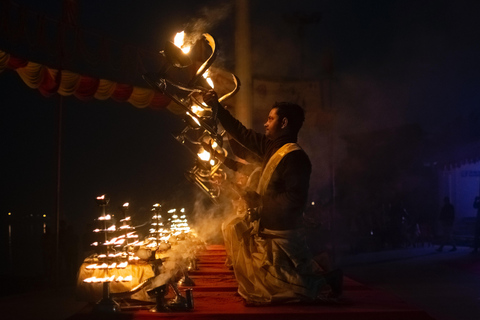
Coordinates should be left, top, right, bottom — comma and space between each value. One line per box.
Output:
0, 49, 171, 109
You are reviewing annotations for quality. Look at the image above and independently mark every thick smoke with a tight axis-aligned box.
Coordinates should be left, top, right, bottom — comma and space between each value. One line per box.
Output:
190, 190, 234, 245
148, 237, 202, 290
144, 190, 234, 293
183, 2, 233, 43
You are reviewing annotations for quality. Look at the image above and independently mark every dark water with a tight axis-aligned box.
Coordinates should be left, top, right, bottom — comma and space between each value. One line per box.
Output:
0, 215, 79, 296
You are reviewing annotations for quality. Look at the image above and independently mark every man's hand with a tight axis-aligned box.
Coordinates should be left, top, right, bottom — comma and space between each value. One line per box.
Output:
202, 89, 220, 108
243, 190, 261, 209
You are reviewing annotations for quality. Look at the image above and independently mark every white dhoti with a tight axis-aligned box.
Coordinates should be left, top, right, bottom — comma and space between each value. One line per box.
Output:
223, 216, 326, 305
222, 143, 328, 304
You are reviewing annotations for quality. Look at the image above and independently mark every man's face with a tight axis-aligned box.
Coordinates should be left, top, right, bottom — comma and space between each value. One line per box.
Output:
264, 108, 283, 140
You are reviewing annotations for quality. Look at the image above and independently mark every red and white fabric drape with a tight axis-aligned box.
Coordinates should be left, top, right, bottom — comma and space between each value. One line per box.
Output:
0, 49, 171, 109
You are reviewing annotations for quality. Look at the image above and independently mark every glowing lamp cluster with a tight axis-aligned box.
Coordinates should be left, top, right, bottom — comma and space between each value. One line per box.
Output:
83, 275, 133, 283
170, 212, 191, 236
85, 261, 128, 270
81, 195, 142, 285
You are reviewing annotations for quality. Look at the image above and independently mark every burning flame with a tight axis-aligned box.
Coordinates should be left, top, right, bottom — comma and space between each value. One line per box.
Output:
191, 105, 205, 116
203, 70, 214, 88
104, 237, 125, 246
174, 31, 191, 54
127, 232, 138, 238
198, 148, 211, 161
115, 275, 133, 282
186, 111, 201, 126
84, 275, 131, 283
85, 260, 129, 270
151, 222, 164, 226
173, 31, 213, 87
206, 77, 214, 88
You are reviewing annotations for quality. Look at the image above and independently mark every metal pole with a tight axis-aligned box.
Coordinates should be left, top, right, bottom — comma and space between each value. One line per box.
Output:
55, 94, 63, 287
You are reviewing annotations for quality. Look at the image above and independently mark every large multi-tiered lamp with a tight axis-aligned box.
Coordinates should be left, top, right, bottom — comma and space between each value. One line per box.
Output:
92, 194, 121, 313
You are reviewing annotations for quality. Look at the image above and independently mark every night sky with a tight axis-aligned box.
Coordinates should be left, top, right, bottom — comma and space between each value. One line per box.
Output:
1, 0, 480, 254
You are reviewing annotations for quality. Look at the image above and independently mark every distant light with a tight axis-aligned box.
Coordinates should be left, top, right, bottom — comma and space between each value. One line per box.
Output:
123, 202, 129, 207
8, 212, 11, 216
43, 214, 46, 218
311, 202, 315, 206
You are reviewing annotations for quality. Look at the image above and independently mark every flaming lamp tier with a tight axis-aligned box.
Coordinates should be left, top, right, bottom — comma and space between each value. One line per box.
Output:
76, 197, 157, 307
143, 32, 240, 203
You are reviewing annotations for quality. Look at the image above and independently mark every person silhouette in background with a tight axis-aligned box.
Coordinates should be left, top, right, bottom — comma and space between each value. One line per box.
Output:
472, 196, 480, 254
436, 197, 457, 252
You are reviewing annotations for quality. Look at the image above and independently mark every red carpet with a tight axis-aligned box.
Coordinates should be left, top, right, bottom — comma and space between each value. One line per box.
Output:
69, 245, 435, 320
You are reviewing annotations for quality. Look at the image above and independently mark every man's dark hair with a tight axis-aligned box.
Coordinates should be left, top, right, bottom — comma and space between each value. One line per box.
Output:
272, 102, 305, 136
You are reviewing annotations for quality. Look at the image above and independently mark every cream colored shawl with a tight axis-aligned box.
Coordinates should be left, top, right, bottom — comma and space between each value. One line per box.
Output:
256, 142, 301, 195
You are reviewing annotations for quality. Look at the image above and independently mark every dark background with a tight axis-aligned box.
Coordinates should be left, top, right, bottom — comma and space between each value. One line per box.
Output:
1, 0, 480, 281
